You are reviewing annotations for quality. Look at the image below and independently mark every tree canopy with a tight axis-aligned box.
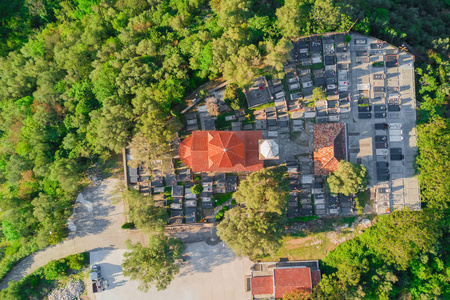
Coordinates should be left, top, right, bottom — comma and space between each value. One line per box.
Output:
122, 189, 168, 234
233, 167, 290, 215
0, 0, 448, 295
122, 235, 184, 292
217, 167, 289, 257
315, 209, 449, 299
326, 161, 369, 196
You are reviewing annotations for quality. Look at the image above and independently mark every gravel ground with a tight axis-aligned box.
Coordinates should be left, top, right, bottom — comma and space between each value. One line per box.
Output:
48, 280, 84, 300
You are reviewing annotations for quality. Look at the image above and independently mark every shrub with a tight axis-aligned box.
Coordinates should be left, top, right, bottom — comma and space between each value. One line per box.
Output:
215, 215, 222, 221
224, 83, 245, 111
218, 210, 224, 217
121, 222, 135, 229
44, 259, 67, 280
223, 206, 229, 211
67, 253, 88, 271
231, 199, 237, 205
345, 35, 351, 44
191, 184, 203, 194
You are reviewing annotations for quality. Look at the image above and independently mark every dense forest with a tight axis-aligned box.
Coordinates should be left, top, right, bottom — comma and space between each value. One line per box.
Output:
0, 0, 449, 298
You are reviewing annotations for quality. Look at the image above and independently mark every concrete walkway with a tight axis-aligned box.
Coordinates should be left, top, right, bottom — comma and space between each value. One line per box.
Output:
0, 178, 146, 289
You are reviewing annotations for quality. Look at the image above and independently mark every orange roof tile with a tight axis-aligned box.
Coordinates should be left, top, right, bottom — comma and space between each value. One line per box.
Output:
313, 123, 346, 175
251, 276, 273, 296
178, 131, 263, 172
274, 267, 312, 299
178, 137, 192, 166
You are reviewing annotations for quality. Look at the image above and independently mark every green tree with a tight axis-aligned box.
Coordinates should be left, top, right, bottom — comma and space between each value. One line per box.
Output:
215, 0, 252, 28
217, 168, 289, 256
122, 235, 184, 292
224, 83, 245, 110
5, 155, 29, 186
87, 104, 134, 154
122, 190, 168, 233
223, 44, 261, 87
326, 161, 368, 196
310, 0, 342, 33
416, 117, 450, 210
67, 253, 88, 271
190, 184, 203, 194
217, 207, 284, 257
44, 259, 67, 280
128, 107, 181, 170
361, 209, 443, 271
49, 158, 81, 193
233, 167, 289, 215
312, 86, 326, 101
276, 0, 304, 38
283, 288, 312, 300
262, 38, 293, 72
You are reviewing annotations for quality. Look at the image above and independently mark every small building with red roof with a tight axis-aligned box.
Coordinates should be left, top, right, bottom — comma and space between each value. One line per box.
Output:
313, 123, 347, 176
178, 131, 263, 173
248, 260, 321, 299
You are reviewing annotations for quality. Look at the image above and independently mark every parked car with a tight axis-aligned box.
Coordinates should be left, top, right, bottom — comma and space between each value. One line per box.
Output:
90, 265, 104, 293
373, 74, 384, 80
375, 112, 387, 118
358, 112, 372, 119
375, 142, 388, 149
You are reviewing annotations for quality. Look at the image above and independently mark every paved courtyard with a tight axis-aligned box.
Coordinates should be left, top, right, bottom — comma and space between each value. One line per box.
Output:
91, 241, 253, 300
347, 33, 420, 213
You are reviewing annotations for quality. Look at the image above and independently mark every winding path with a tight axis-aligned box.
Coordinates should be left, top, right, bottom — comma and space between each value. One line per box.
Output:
0, 178, 146, 289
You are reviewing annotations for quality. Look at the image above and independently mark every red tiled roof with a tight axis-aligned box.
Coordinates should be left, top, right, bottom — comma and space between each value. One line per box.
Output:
274, 267, 312, 299
313, 123, 346, 175
178, 131, 263, 172
251, 276, 273, 296
178, 136, 192, 166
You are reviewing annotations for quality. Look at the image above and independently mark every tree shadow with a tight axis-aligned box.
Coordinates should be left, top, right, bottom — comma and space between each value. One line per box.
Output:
176, 241, 237, 277
69, 182, 117, 238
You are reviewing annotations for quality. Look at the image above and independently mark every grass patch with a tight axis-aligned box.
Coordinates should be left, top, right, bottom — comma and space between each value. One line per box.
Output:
213, 192, 233, 207
174, 159, 183, 167
164, 188, 171, 197
248, 102, 275, 111
216, 111, 235, 130
257, 233, 336, 262
311, 63, 325, 70
355, 190, 370, 214
259, 216, 361, 262
288, 215, 319, 223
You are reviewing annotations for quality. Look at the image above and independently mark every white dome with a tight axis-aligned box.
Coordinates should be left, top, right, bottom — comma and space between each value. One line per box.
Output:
260, 140, 279, 158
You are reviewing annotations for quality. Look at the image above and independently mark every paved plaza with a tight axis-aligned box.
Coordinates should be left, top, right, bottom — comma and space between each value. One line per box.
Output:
91, 242, 253, 300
